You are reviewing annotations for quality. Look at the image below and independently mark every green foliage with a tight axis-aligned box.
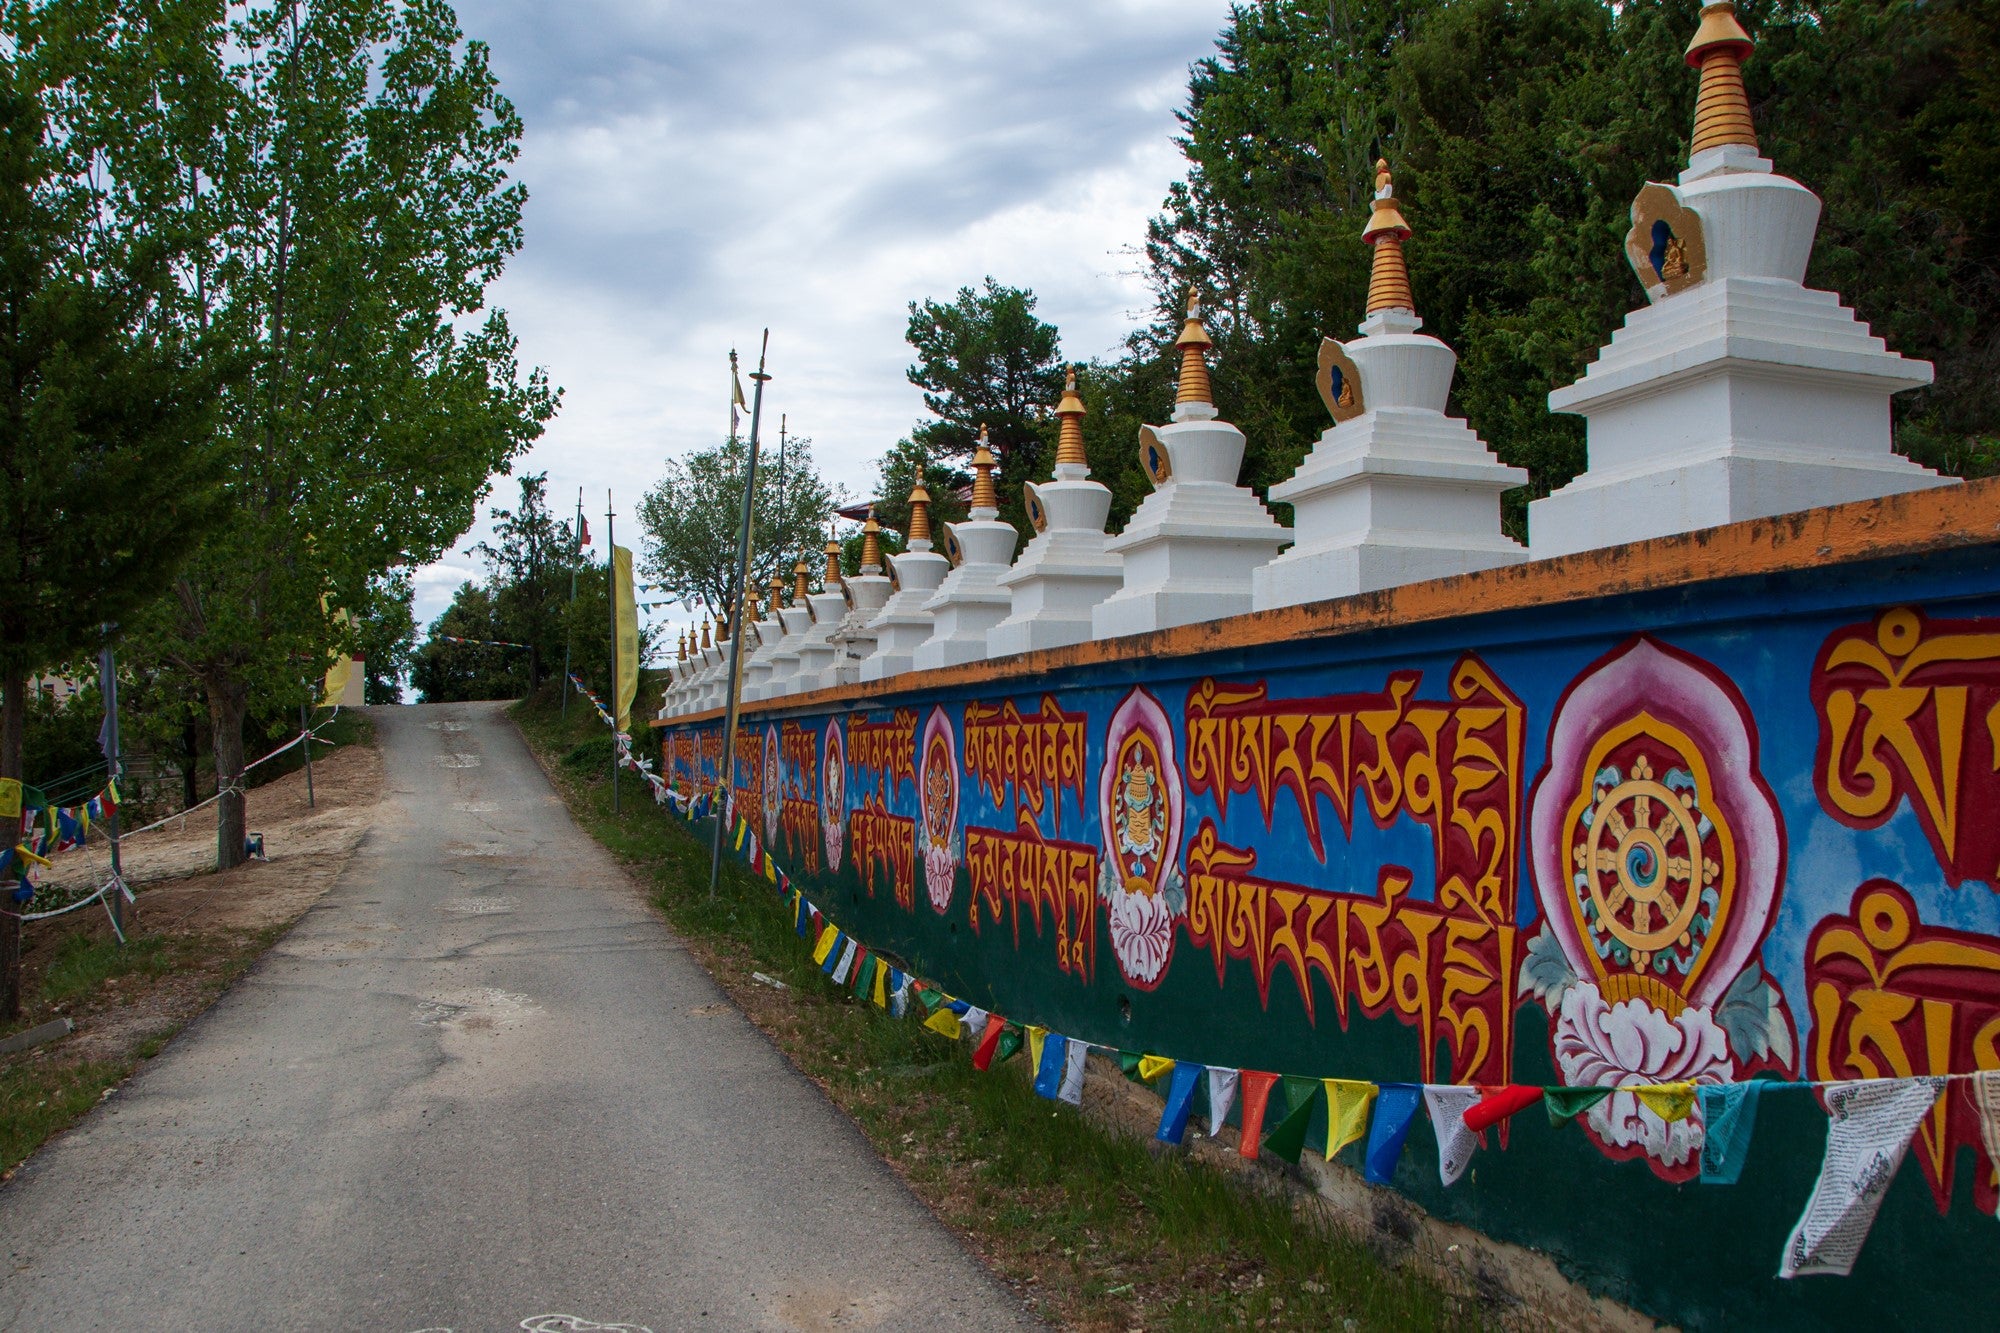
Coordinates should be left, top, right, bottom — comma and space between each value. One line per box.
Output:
476, 471, 583, 690
637, 432, 842, 620
0, 8, 228, 778
410, 583, 524, 702
900, 279, 1065, 538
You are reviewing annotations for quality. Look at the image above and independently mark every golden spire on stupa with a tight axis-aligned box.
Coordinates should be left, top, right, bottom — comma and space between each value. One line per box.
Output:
1174, 291, 1214, 406
1054, 365, 1087, 468
908, 478, 933, 543
970, 426, 999, 510
861, 508, 884, 570
792, 556, 811, 603
676, 629, 687, 662
1686, 2, 1757, 155
1362, 159, 1415, 315
700, 617, 712, 649
822, 532, 843, 585
768, 571, 785, 609
743, 581, 760, 622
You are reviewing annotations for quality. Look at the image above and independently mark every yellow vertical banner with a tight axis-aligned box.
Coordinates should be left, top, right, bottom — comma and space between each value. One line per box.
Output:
613, 544, 638, 732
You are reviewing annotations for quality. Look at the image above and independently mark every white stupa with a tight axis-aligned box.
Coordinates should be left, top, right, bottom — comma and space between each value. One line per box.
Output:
785, 537, 850, 695
1092, 296, 1292, 638
738, 575, 788, 701
656, 630, 691, 718
749, 558, 816, 700
859, 481, 950, 682
989, 368, 1124, 656
819, 510, 893, 689
912, 433, 1019, 671
1254, 163, 1526, 609
1529, 1, 1947, 560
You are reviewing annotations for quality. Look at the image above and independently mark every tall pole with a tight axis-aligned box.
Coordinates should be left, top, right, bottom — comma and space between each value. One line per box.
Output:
777, 413, 788, 550
562, 486, 582, 718
607, 491, 620, 814
96, 638, 127, 939
299, 691, 315, 809
711, 330, 770, 899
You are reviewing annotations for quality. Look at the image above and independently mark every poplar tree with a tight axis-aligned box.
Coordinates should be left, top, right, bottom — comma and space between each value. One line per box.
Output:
0, 2, 228, 1015
124, 0, 556, 869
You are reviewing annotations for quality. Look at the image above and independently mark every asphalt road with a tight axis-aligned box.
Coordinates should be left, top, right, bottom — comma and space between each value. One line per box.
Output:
0, 701, 1034, 1332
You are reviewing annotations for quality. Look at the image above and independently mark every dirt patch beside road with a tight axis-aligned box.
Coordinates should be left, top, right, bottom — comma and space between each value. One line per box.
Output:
2, 723, 385, 1175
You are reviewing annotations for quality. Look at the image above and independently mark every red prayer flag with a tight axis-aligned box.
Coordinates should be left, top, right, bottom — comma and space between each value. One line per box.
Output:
579, 516, 592, 548
1463, 1084, 1544, 1134
1238, 1070, 1280, 1160
972, 1012, 1007, 1071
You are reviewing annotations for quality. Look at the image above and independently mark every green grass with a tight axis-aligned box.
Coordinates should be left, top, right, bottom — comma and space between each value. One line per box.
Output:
39, 931, 172, 1004
514, 689, 1475, 1331
0, 1058, 131, 1174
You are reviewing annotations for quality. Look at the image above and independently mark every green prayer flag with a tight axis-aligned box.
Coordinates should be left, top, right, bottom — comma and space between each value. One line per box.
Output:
916, 986, 943, 1013
1119, 1051, 1144, 1081
853, 955, 877, 998
1264, 1078, 1325, 1165
1545, 1085, 1615, 1127
995, 1024, 1024, 1064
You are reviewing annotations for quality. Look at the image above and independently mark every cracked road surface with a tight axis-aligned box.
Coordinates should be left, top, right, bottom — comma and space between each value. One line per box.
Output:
0, 702, 1033, 1332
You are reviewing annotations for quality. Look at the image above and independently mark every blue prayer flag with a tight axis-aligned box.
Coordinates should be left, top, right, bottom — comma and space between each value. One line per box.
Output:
1365, 1083, 1424, 1185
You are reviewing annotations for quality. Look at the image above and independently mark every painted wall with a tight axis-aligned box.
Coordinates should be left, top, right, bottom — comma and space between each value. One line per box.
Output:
653, 493, 2000, 1330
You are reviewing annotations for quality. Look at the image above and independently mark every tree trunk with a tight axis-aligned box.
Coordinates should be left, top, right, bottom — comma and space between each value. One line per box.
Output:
209, 675, 250, 871
1, 668, 26, 1021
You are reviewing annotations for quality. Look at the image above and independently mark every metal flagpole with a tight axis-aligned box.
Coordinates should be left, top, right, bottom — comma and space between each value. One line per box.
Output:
562, 487, 582, 718
777, 413, 787, 547
607, 491, 620, 814
711, 331, 770, 899
96, 637, 127, 939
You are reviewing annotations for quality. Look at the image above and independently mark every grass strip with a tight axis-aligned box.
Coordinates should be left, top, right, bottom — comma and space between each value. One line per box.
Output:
515, 691, 1475, 1332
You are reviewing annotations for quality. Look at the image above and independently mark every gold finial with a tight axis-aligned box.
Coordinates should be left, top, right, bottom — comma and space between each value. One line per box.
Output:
743, 582, 760, 621
908, 479, 933, 543
1054, 365, 1087, 468
1174, 290, 1213, 406
823, 532, 842, 584
861, 508, 883, 570
767, 571, 784, 609
1686, 2, 1757, 155
793, 557, 811, 603
971, 427, 999, 510
1363, 159, 1415, 316
676, 629, 687, 661
701, 618, 712, 649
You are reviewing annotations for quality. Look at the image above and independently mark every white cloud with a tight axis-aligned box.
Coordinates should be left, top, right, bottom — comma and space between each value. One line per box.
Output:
422, 0, 1231, 643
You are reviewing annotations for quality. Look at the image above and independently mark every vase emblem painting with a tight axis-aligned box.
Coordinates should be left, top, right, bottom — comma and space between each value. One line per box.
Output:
918, 706, 960, 913
1523, 638, 1797, 1180
822, 718, 846, 874
1098, 688, 1186, 989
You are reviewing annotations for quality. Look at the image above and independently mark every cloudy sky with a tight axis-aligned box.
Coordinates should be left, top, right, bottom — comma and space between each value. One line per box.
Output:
420, 0, 1235, 651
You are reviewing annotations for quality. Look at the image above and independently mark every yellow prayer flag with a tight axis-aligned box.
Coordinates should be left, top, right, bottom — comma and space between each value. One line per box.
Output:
812, 927, 839, 966
764, 857, 777, 883
872, 961, 890, 1008
612, 544, 639, 732
1324, 1079, 1379, 1159
1027, 1025, 1048, 1075
924, 1009, 963, 1040
14, 843, 51, 869
1138, 1054, 1176, 1083
1633, 1082, 1698, 1123
0, 779, 20, 820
